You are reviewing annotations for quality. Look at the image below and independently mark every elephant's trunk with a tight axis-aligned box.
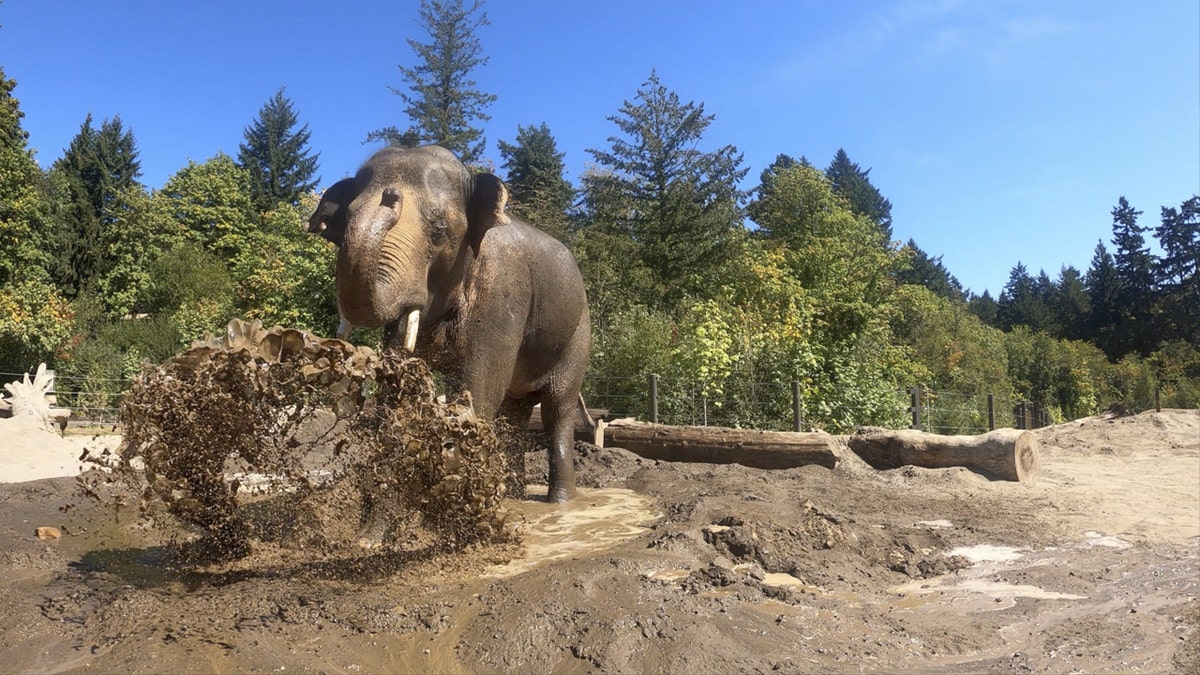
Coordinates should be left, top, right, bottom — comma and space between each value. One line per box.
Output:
336, 190, 427, 330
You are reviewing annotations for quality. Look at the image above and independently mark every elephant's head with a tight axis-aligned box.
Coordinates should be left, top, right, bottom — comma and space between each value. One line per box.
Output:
315, 146, 509, 349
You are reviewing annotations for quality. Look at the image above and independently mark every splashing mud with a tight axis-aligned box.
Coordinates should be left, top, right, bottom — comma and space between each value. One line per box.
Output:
75, 319, 515, 571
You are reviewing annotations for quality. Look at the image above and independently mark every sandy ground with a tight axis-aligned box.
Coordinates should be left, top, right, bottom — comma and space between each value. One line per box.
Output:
0, 409, 1196, 673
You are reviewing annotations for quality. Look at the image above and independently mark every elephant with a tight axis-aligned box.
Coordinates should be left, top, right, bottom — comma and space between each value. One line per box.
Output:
307, 145, 591, 509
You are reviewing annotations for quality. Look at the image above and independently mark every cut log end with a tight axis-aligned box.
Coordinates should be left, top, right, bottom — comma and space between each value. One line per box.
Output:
1014, 431, 1041, 482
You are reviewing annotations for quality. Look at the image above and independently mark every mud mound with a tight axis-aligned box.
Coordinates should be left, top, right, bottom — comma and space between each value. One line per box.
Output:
1036, 408, 1199, 457
78, 319, 513, 567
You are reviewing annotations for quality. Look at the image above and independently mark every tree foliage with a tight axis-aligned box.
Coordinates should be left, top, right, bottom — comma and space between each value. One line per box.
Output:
0, 66, 50, 286
46, 114, 142, 298
368, 0, 496, 165
582, 71, 748, 309
824, 148, 893, 241
497, 123, 574, 241
237, 87, 320, 213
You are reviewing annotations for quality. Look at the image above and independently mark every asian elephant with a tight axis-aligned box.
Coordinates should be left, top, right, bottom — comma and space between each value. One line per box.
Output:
307, 145, 590, 506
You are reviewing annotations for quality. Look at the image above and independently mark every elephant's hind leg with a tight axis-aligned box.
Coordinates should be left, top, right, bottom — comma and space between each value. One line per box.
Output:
540, 393, 578, 503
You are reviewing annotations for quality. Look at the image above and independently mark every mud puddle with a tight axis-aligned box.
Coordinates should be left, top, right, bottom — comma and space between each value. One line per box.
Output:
487, 486, 658, 577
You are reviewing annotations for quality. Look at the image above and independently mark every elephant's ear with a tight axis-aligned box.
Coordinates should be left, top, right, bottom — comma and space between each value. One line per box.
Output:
308, 178, 354, 247
467, 173, 510, 256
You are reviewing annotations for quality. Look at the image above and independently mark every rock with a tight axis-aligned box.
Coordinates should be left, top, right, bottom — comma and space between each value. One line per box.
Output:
35, 526, 61, 540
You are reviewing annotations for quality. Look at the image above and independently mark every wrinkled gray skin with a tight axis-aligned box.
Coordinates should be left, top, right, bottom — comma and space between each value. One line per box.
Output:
307, 146, 590, 513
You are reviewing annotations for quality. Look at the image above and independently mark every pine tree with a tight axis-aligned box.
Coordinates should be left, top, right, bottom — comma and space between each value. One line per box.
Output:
824, 148, 893, 241
367, 0, 496, 165
0, 66, 51, 285
582, 71, 748, 308
237, 87, 320, 213
47, 114, 142, 298
497, 123, 574, 241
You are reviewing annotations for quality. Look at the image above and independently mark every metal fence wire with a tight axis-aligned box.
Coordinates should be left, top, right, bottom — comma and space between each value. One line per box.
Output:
5, 369, 1044, 434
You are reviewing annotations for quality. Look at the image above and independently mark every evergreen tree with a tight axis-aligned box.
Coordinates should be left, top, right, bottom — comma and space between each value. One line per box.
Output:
968, 289, 1000, 327
582, 71, 748, 309
1052, 265, 1090, 341
895, 238, 965, 302
1155, 196, 1200, 346
1084, 240, 1121, 358
0, 66, 51, 285
367, 0, 496, 165
47, 114, 142, 298
997, 262, 1056, 333
237, 87, 320, 213
497, 123, 574, 241
824, 148, 893, 240
1109, 197, 1157, 355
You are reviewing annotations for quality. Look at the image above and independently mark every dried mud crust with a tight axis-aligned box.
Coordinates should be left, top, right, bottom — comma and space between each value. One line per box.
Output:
0, 396, 1196, 671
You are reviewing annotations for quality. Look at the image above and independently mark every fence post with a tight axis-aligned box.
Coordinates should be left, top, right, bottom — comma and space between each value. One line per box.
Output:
986, 393, 995, 431
791, 380, 802, 432
909, 386, 923, 430
648, 373, 659, 424
1014, 402, 1025, 430
1155, 385, 1161, 413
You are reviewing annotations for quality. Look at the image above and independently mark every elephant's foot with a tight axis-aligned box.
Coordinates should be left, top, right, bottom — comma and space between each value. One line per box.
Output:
546, 480, 576, 503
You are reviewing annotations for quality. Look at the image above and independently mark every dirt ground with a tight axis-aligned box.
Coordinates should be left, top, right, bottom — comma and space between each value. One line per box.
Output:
0, 408, 1196, 673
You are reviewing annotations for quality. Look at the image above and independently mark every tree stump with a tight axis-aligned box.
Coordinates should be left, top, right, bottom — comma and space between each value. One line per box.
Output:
847, 427, 1040, 482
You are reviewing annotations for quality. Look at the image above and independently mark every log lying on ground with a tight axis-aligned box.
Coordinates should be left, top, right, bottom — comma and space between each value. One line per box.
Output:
600, 419, 841, 470
847, 427, 1040, 482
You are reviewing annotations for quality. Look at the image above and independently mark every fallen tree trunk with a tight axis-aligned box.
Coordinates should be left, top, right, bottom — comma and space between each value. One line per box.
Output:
847, 427, 1040, 482
600, 419, 841, 470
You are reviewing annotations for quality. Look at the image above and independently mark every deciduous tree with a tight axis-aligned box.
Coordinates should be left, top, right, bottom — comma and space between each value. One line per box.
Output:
0, 66, 50, 286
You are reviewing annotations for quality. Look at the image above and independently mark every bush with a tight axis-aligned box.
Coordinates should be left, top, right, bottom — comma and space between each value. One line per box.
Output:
0, 279, 74, 374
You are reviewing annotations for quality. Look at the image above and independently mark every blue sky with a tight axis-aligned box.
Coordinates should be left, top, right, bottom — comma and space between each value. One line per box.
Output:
2, 0, 1197, 296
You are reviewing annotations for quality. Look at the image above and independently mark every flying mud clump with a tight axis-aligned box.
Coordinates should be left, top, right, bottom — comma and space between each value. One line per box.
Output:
85, 318, 513, 564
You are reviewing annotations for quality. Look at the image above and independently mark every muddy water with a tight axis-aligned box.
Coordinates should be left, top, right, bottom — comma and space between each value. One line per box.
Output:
488, 486, 658, 577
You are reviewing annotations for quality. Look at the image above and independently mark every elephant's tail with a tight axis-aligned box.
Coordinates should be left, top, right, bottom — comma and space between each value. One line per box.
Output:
577, 393, 596, 431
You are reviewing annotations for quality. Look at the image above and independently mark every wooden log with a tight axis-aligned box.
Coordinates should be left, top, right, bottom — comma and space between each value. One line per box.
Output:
847, 427, 1040, 482
526, 407, 608, 438
601, 419, 841, 470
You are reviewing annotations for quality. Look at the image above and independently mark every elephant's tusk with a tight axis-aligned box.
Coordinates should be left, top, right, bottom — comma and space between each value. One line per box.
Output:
404, 309, 420, 352
336, 316, 353, 340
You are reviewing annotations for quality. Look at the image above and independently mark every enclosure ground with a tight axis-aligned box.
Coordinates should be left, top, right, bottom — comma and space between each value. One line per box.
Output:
0, 409, 1196, 673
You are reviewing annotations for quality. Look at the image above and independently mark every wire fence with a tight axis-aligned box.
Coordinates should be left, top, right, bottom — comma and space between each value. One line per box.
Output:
5, 369, 1047, 434
584, 374, 1041, 434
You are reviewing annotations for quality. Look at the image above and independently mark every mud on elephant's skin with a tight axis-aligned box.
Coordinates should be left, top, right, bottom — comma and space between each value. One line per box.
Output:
309, 145, 590, 509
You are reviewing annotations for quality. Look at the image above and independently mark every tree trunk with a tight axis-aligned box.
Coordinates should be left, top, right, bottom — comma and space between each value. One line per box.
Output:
847, 427, 1040, 482
599, 419, 841, 470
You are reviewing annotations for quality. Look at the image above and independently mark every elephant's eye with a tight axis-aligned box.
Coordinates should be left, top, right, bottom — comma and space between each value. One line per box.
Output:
429, 216, 449, 244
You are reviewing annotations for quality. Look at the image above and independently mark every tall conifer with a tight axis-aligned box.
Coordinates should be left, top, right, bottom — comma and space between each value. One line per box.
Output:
238, 87, 320, 213
368, 0, 496, 165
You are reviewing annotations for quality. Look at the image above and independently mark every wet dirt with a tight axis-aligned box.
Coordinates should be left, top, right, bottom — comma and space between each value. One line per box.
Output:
0, 325, 1196, 672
